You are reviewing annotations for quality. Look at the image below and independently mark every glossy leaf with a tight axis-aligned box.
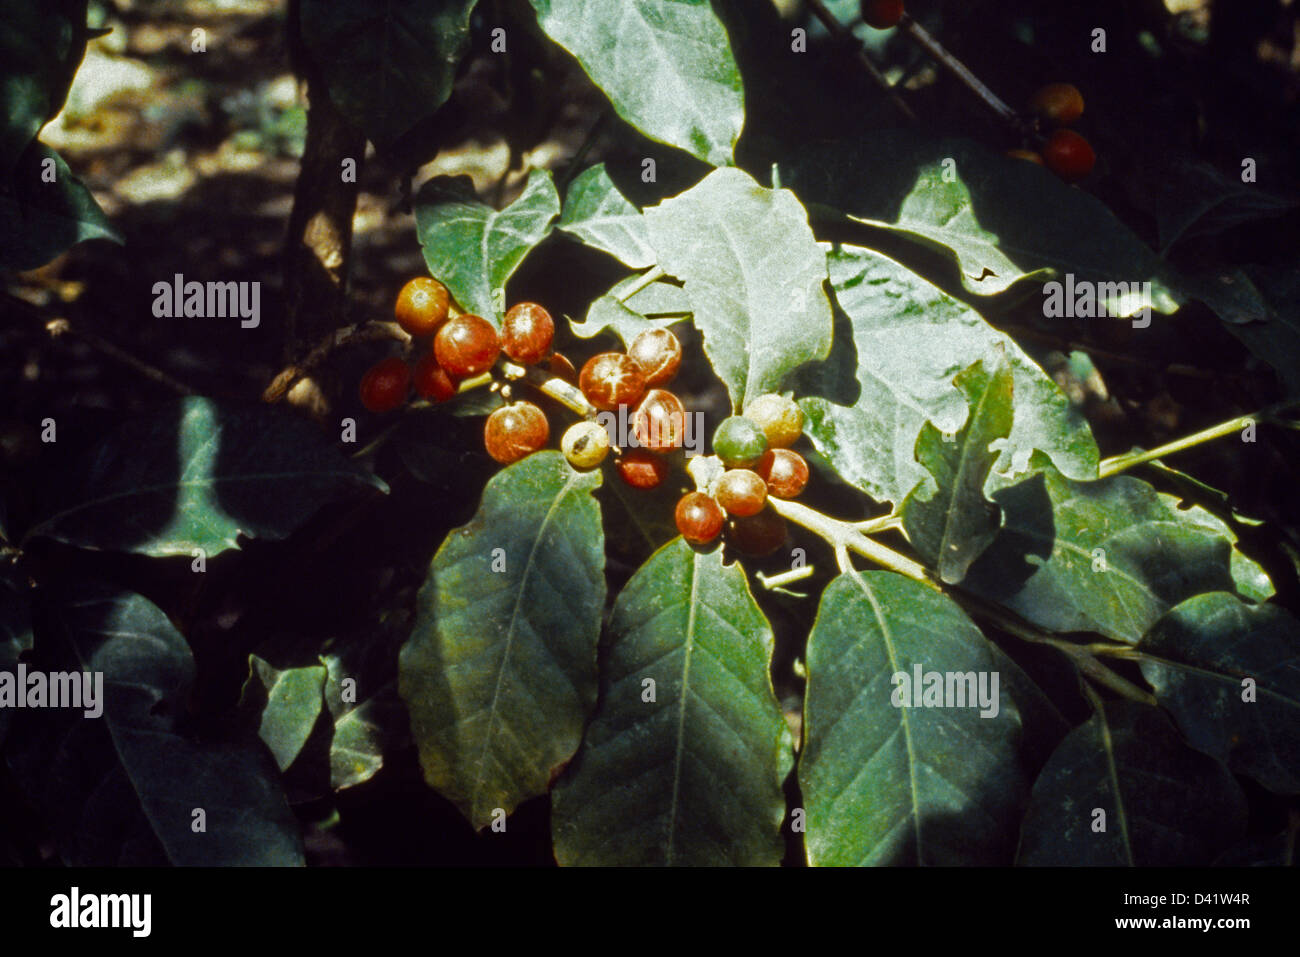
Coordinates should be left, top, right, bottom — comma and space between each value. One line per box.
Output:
5, 583, 303, 865
0, 142, 120, 271
799, 245, 1098, 505
1139, 592, 1300, 794
299, 0, 477, 148
414, 169, 560, 323
552, 539, 792, 865
779, 133, 1182, 311
241, 656, 326, 772
799, 571, 1026, 865
528, 0, 743, 166
645, 167, 833, 410
570, 274, 691, 347
901, 356, 1013, 583
964, 455, 1242, 645
1017, 702, 1246, 865
25, 398, 385, 558
399, 451, 605, 829
558, 163, 656, 268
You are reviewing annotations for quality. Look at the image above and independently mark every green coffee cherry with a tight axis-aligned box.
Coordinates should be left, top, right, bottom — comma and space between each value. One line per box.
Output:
712, 416, 768, 468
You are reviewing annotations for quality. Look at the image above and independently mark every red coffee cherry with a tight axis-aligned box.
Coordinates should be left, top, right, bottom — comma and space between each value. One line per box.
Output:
632, 389, 686, 453
628, 328, 682, 387
727, 506, 787, 557
484, 401, 549, 464
715, 469, 767, 517
756, 449, 809, 499
549, 351, 578, 385
617, 450, 670, 489
394, 277, 451, 338
675, 492, 724, 546
359, 357, 411, 413
413, 352, 457, 402
502, 302, 555, 365
435, 314, 500, 379
1029, 83, 1084, 126
1042, 129, 1095, 182
861, 0, 904, 29
579, 352, 647, 411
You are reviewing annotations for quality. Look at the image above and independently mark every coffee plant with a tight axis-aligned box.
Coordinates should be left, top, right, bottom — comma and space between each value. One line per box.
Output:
2, 0, 1298, 869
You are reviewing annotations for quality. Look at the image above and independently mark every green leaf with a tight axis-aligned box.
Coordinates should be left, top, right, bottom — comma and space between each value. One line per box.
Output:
1148, 158, 1298, 255
399, 451, 605, 829
901, 355, 1014, 583
799, 244, 1098, 505
964, 456, 1243, 645
0, 142, 120, 271
558, 163, 656, 268
322, 656, 395, 792
1224, 264, 1300, 396
0, 567, 34, 748
414, 169, 561, 323
1017, 702, 1246, 865
644, 168, 833, 411
552, 539, 791, 865
6, 583, 304, 865
0, 0, 88, 175
1138, 592, 1300, 794
25, 398, 385, 558
528, 0, 743, 166
241, 656, 326, 772
799, 571, 1026, 865
299, 0, 477, 148
570, 274, 691, 347
779, 133, 1182, 311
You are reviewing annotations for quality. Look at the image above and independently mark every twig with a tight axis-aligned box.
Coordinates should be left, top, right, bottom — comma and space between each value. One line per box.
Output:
8, 292, 196, 396
1097, 399, 1300, 477
805, 0, 918, 124
898, 12, 1027, 135
263, 321, 406, 403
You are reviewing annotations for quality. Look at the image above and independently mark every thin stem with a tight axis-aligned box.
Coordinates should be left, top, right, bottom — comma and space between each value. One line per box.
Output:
264, 321, 406, 403
556, 109, 611, 193
9, 294, 196, 396
898, 13, 1026, 134
513, 364, 593, 416
756, 564, 817, 590
1097, 400, 1299, 478
766, 497, 934, 585
853, 512, 901, 534
617, 266, 666, 303
804, 0, 918, 124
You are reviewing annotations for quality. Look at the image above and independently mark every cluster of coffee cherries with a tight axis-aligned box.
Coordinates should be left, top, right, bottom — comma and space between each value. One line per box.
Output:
674, 396, 808, 555
359, 276, 518, 412
1008, 83, 1095, 182
358, 277, 561, 457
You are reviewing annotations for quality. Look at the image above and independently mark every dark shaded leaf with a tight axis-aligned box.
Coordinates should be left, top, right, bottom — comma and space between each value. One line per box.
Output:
552, 539, 791, 865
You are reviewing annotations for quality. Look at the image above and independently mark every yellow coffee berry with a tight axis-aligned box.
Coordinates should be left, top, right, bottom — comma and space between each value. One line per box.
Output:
562, 420, 611, 469
743, 393, 803, 449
